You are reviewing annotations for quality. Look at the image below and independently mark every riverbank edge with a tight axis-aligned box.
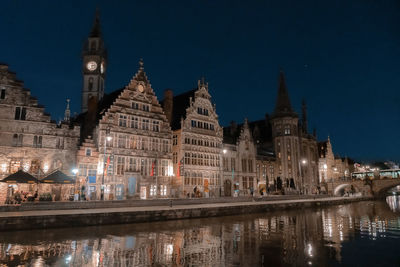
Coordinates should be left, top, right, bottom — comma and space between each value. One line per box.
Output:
0, 196, 372, 231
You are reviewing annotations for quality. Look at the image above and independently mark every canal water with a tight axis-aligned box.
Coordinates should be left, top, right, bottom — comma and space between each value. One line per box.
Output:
1, 198, 400, 267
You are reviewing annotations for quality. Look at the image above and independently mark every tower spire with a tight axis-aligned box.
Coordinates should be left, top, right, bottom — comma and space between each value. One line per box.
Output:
302, 99, 308, 134
272, 71, 297, 118
64, 99, 70, 122
90, 8, 101, 37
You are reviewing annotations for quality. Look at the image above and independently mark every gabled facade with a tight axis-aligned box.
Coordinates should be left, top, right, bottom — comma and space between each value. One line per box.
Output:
0, 64, 80, 202
89, 60, 173, 200
222, 119, 257, 196
163, 79, 223, 197
318, 137, 351, 192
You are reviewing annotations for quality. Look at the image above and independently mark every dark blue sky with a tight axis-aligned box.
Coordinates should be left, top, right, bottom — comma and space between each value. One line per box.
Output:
1, 0, 399, 162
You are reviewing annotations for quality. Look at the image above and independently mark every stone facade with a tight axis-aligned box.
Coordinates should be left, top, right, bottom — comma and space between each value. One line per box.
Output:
318, 137, 351, 192
76, 137, 100, 200
163, 79, 223, 197
88, 61, 173, 200
222, 119, 257, 196
271, 72, 319, 194
0, 64, 80, 202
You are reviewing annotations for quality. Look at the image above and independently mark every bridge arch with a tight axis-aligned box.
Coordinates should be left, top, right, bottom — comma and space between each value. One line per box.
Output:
376, 182, 400, 198
333, 183, 362, 196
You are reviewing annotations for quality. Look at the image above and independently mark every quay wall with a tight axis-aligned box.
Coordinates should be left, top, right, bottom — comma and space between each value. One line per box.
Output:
0, 196, 372, 231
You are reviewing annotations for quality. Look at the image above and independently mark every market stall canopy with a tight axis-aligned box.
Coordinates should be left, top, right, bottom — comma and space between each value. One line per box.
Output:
1, 170, 39, 184
41, 170, 75, 184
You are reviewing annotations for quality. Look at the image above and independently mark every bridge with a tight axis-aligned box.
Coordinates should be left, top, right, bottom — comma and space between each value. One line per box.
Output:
325, 178, 400, 198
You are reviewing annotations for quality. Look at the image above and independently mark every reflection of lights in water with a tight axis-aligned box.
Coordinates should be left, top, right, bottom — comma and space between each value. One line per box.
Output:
308, 261, 312, 265
65, 255, 72, 264
32, 256, 45, 267
165, 244, 173, 255
307, 243, 313, 257
92, 251, 99, 266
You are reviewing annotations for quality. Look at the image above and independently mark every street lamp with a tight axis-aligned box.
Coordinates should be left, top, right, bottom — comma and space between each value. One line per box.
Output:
101, 127, 112, 201
220, 148, 227, 197
72, 168, 78, 201
301, 159, 307, 194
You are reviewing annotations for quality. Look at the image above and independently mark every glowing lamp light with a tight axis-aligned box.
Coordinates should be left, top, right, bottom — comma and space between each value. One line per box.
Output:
43, 164, 49, 173
323, 164, 327, 170
302, 159, 307, 165
72, 168, 78, 175
223, 149, 227, 154
1, 163, 7, 173
106, 136, 112, 141
23, 162, 30, 172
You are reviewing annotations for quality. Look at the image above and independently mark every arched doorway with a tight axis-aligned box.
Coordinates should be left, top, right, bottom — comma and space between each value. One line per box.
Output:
224, 180, 232, 197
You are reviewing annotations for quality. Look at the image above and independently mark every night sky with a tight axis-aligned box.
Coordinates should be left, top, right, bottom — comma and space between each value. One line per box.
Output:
1, 0, 399, 162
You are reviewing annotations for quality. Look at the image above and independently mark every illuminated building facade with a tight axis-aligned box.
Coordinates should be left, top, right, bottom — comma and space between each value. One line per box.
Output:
0, 64, 80, 202
162, 79, 223, 197
222, 119, 257, 196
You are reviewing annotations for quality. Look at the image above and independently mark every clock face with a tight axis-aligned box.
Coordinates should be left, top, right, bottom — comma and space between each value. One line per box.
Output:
100, 62, 105, 74
86, 61, 97, 71
137, 84, 144, 93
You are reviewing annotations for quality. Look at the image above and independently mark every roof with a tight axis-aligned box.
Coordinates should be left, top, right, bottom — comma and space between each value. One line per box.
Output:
72, 88, 123, 141
223, 117, 273, 146
41, 170, 75, 184
1, 170, 39, 184
167, 89, 196, 130
272, 71, 298, 119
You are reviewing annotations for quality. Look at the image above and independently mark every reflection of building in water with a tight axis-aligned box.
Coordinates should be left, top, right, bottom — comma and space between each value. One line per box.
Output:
2, 202, 400, 267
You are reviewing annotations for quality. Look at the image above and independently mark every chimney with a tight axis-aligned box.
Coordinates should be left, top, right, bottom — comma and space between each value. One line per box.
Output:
163, 89, 173, 124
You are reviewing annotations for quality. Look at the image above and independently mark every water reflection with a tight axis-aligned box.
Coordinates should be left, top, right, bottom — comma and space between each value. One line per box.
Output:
1, 200, 400, 266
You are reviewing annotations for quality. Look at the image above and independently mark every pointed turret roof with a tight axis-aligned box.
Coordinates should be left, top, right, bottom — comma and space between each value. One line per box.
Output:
272, 71, 297, 118
90, 9, 101, 37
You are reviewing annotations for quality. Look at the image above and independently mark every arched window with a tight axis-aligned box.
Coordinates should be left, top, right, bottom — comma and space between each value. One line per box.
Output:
12, 134, 18, 146
17, 134, 23, 146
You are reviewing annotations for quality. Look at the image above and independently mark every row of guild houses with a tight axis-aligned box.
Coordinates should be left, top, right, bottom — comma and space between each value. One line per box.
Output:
0, 13, 351, 202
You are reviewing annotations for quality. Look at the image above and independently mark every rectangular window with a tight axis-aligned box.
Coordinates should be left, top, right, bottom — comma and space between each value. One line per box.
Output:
14, 107, 27, 120
117, 157, 125, 175
86, 148, 92, 156
79, 164, 88, 176
173, 135, 178, 145
242, 159, 247, 172
130, 117, 139, 129
0, 89, 5, 99
152, 121, 160, 132
119, 114, 127, 127
191, 120, 196, 127
15, 107, 20, 120
132, 102, 139, 109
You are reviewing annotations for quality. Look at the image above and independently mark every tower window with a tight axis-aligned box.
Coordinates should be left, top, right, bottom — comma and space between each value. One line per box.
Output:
86, 148, 92, 156
0, 89, 5, 99
88, 77, 94, 91
284, 125, 291, 135
90, 41, 97, 51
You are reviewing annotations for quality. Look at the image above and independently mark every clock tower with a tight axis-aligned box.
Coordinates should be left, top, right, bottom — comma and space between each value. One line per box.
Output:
81, 10, 107, 113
